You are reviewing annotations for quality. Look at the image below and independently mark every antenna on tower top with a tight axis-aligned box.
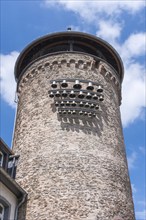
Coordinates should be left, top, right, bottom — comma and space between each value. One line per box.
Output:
67, 27, 72, 31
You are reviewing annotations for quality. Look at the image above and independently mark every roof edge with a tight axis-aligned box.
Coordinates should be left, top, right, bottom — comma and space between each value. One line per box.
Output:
14, 31, 124, 82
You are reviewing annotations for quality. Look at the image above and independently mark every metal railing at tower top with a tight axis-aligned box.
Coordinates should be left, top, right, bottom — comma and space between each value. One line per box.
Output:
14, 31, 124, 83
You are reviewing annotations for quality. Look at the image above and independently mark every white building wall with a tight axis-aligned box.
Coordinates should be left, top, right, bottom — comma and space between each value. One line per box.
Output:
0, 182, 17, 220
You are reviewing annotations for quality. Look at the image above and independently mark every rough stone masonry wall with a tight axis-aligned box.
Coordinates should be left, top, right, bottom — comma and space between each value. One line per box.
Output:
13, 53, 135, 220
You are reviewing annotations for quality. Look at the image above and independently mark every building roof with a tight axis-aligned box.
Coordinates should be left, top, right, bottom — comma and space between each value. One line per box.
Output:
14, 31, 124, 84
0, 138, 13, 155
0, 138, 27, 199
0, 167, 27, 199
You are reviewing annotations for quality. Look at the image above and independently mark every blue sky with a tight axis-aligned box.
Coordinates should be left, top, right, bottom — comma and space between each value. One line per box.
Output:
0, 1, 145, 219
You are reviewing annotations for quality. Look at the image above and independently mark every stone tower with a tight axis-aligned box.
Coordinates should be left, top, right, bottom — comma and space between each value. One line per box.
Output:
12, 31, 135, 220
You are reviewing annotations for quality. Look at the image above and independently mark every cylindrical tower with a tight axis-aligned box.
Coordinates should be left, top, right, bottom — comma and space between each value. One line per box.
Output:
13, 31, 135, 220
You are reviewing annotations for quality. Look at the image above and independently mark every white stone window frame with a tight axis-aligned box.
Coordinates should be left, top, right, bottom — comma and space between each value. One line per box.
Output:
0, 203, 4, 220
0, 197, 11, 220
0, 151, 4, 167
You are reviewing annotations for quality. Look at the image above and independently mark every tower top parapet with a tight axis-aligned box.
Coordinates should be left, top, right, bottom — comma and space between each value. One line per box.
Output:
14, 31, 124, 83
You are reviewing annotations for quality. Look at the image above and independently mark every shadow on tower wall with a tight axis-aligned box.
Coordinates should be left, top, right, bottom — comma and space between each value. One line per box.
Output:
55, 103, 109, 137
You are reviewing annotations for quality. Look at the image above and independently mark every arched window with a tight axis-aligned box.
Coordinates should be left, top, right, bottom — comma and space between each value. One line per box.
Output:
0, 152, 4, 167
0, 203, 4, 220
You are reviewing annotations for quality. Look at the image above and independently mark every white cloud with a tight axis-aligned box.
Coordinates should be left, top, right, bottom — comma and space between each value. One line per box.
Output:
44, 1, 145, 22
120, 32, 146, 62
127, 152, 137, 169
105, 32, 145, 127
96, 20, 122, 43
113, 32, 146, 127
135, 209, 146, 220
135, 201, 146, 219
0, 52, 19, 108
131, 183, 137, 193
121, 62, 145, 127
